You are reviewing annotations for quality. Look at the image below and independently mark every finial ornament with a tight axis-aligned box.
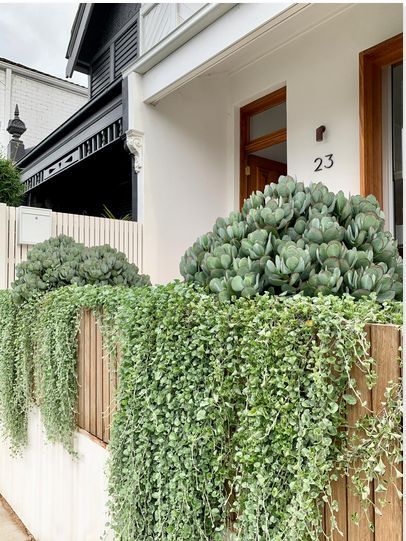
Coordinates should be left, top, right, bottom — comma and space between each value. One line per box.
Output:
7, 104, 27, 140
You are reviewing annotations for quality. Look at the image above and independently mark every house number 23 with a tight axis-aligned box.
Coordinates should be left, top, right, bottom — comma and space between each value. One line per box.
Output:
314, 154, 334, 172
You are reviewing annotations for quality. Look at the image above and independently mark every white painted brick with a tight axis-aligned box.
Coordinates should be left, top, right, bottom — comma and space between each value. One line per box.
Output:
0, 66, 87, 153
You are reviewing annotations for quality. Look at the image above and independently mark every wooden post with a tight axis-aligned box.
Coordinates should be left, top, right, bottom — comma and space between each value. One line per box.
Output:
346, 326, 374, 541
370, 324, 402, 541
324, 324, 402, 539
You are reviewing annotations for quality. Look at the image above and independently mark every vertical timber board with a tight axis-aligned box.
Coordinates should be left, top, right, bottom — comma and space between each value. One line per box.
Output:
77, 313, 85, 428
89, 311, 97, 435
51, 211, 57, 237
94, 217, 100, 247
119, 219, 124, 253
102, 331, 111, 443
114, 218, 120, 253
139, 222, 143, 270
96, 319, 103, 440
108, 348, 117, 443
89, 216, 95, 247
127, 221, 133, 264
62, 211, 68, 236
370, 324, 402, 541
84, 310, 91, 432
103, 216, 109, 247
325, 475, 348, 540
68, 212, 74, 238
346, 325, 374, 541
86, 215, 91, 247
79, 214, 85, 245
73, 214, 79, 245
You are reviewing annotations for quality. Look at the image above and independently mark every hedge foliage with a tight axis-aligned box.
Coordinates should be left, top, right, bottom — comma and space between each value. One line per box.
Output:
0, 284, 401, 540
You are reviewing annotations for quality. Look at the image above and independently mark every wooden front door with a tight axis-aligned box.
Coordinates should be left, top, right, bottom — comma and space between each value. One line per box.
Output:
246, 155, 287, 195
240, 87, 287, 208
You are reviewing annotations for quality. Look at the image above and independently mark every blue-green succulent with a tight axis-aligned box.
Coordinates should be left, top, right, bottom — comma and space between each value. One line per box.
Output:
180, 176, 402, 302
11, 235, 150, 303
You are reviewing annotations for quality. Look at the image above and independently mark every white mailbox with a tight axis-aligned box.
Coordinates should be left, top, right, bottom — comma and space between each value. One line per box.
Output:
18, 206, 52, 245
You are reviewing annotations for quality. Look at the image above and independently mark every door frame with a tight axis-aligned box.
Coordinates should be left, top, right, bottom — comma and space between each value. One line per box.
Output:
240, 87, 287, 208
359, 33, 403, 205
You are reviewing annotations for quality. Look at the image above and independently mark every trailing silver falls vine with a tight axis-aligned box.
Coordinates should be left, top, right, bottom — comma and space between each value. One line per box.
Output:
0, 284, 402, 540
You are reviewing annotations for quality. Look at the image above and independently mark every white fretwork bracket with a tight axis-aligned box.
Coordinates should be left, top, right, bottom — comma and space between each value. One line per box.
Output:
125, 129, 144, 173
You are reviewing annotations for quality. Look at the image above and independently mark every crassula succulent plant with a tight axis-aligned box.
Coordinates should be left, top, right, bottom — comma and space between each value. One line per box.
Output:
180, 176, 402, 302
11, 235, 150, 303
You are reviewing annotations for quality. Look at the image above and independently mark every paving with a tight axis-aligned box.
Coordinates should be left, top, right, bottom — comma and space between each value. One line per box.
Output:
0, 496, 33, 541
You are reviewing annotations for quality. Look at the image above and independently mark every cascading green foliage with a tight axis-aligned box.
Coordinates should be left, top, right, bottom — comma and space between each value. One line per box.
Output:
180, 177, 403, 302
0, 285, 131, 452
0, 284, 402, 539
106, 286, 402, 541
11, 235, 151, 304
0, 290, 35, 451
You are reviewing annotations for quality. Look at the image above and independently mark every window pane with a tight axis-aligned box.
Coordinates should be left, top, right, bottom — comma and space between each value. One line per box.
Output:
250, 102, 286, 140
252, 141, 287, 164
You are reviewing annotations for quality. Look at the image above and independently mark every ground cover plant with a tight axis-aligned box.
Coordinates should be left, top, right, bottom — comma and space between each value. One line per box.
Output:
180, 176, 402, 302
0, 283, 402, 540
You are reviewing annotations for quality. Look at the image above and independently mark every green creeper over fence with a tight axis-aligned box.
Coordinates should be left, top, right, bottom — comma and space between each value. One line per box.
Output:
0, 284, 401, 540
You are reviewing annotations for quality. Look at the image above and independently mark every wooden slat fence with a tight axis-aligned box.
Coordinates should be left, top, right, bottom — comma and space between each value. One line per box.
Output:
0, 203, 143, 289
77, 309, 118, 444
324, 324, 402, 541
77, 313, 403, 539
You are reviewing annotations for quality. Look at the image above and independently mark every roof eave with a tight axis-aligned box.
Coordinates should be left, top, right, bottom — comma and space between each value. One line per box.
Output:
65, 3, 94, 78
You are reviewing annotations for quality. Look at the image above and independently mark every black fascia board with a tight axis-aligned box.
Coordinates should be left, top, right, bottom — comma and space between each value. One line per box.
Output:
66, 4, 87, 59
18, 79, 122, 168
65, 3, 94, 77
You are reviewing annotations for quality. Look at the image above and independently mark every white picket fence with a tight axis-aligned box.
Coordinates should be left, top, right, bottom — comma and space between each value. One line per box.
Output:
0, 203, 143, 289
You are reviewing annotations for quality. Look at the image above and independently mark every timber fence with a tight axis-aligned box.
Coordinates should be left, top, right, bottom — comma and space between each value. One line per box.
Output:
0, 203, 143, 289
76, 312, 402, 539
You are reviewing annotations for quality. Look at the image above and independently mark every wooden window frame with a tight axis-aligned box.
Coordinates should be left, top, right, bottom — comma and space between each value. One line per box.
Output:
359, 33, 403, 205
240, 87, 287, 207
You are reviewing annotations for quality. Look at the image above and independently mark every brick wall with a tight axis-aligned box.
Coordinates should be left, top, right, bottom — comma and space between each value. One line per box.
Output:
0, 70, 7, 157
0, 65, 88, 156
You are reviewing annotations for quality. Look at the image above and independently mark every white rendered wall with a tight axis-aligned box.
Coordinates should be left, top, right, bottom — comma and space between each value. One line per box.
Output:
135, 3, 402, 284
228, 3, 402, 199
0, 408, 111, 541
0, 65, 87, 154
140, 74, 230, 283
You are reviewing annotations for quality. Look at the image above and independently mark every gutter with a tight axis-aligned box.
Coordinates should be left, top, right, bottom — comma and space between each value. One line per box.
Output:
123, 3, 236, 77
0, 60, 87, 95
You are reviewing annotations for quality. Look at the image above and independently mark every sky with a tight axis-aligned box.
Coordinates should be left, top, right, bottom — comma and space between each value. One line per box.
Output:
0, 3, 88, 86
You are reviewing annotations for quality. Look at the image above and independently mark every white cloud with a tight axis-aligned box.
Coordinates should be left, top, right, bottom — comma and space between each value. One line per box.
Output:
0, 3, 88, 86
